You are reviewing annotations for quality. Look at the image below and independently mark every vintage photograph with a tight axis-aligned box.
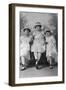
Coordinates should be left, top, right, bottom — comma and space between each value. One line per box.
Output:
19, 12, 58, 78
9, 4, 64, 86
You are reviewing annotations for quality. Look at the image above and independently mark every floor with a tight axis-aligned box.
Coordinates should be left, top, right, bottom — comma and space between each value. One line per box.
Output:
19, 52, 58, 78
19, 65, 58, 78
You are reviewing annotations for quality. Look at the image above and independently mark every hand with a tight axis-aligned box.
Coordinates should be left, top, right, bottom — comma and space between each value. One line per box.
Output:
29, 41, 33, 45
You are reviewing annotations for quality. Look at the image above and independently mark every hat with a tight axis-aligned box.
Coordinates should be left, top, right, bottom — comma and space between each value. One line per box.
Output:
34, 22, 42, 28
44, 26, 52, 34
23, 26, 31, 32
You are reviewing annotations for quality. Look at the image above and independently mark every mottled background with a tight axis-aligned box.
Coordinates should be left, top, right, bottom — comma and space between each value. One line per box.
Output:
19, 12, 58, 78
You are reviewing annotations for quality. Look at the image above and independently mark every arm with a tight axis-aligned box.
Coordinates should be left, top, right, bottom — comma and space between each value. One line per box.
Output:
29, 35, 34, 45
44, 36, 48, 44
20, 36, 23, 44
51, 36, 56, 45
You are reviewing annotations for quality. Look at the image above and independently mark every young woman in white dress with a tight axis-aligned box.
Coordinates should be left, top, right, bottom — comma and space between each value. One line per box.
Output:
31, 22, 46, 69
45, 29, 57, 69
20, 27, 32, 70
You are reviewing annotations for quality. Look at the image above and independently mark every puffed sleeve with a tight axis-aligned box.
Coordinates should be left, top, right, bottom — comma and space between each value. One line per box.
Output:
51, 36, 56, 45
20, 36, 24, 44
32, 31, 36, 36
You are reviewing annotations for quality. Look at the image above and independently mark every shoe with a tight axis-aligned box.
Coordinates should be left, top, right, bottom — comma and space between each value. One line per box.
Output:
35, 64, 39, 69
21, 66, 26, 71
49, 65, 53, 69
35, 61, 39, 69
20, 64, 26, 71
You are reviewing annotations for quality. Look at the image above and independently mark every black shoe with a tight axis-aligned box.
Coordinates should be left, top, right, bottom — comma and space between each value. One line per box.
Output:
35, 64, 39, 69
35, 60, 38, 69
49, 65, 53, 69
35, 62, 40, 69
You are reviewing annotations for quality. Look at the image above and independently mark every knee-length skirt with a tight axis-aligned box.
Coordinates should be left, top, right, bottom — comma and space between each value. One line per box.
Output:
20, 42, 30, 60
31, 39, 45, 53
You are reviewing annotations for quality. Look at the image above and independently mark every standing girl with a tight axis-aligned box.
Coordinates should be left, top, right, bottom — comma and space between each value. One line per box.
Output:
31, 22, 46, 69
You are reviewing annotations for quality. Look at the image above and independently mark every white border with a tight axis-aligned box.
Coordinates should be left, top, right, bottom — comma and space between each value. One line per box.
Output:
15, 6, 63, 84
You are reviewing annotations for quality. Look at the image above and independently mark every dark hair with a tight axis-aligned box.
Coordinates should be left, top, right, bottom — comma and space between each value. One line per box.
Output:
23, 28, 31, 32
45, 30, 52, 35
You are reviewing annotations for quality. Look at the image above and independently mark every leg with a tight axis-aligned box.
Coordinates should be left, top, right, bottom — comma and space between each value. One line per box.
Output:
36, 52, 41, 64
20, 56, 26, 70
34, 52, 41, 69
34, 52, 41, 60
34, 52, 38, 60
34, 52, 38, 68
47, 56, 53, 69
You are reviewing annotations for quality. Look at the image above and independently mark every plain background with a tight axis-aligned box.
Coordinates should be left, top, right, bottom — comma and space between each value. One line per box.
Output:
0, 0, 66, 90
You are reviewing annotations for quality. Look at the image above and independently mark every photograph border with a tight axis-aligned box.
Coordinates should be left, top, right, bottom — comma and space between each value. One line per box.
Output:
9, 3, 64, 86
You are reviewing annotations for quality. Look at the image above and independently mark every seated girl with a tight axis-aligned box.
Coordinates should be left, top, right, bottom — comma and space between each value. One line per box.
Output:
45, 28, 57, 69
20, 27, 32, 70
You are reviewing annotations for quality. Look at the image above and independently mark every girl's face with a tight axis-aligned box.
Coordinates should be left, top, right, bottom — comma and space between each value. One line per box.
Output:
35, 26, 41, 31
46, 32, 51, 37
24, 30, 29, 36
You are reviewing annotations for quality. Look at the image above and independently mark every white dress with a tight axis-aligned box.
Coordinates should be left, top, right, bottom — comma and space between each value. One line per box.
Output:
31, 30, 45, 53
46, 35, 57, 59
20, 35, 32, 60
